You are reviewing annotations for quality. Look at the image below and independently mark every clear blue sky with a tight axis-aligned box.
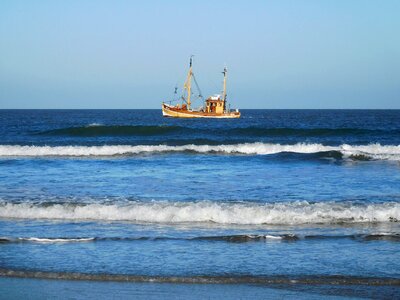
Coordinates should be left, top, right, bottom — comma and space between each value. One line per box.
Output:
1, 0, 399, 109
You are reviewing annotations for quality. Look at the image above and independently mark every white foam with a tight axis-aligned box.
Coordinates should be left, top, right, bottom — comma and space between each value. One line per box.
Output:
340, 144, 400, 160
264, 235, 283, 240
86, 123, 102, 127
0, 201, 399, 225
0, 143, 399, 160
21, 237, 94, 243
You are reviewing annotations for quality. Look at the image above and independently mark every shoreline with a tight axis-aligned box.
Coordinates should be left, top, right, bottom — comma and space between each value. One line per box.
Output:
1, 269, 399, 286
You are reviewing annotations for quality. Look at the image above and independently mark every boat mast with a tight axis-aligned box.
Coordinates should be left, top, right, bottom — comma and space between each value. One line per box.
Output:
222, 67, 227, 112
183, 56, 193, 109
222, 67, 227, 101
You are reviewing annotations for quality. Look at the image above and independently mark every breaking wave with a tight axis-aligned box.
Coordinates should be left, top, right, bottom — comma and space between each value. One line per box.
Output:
0, 143, 399, 160
0, 201, 399, 225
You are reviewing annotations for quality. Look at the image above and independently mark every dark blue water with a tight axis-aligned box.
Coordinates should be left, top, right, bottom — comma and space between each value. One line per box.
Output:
0, 110, 399, 297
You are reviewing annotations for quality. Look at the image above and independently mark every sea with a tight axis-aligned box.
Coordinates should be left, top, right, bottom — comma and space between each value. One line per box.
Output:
0, 109, 399, 299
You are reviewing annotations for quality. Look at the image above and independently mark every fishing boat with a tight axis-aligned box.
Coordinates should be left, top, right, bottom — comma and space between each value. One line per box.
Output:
162, 57, 240, 118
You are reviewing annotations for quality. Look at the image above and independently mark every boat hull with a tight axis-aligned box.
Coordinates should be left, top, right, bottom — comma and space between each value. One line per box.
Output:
162, 103, 240, 119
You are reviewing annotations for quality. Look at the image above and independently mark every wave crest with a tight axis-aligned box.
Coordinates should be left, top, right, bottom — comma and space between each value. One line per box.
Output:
0, 201, 399, 225
0, 143, 399, 160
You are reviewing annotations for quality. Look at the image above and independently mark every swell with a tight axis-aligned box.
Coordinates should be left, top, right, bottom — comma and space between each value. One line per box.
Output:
39, 125, 184, 136
229, 127, 399, 137
1, 234, 399, 244
37, 125, 399, 137
196, 233, 400, 242
0, 143, 399, 161
1, 269, 399, 285
0, 201, 399, 225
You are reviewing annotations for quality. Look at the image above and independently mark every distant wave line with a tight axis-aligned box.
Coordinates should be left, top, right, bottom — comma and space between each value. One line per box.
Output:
1, 234, 399, 244
37, 125, 400, 137
1, 269, 399, 285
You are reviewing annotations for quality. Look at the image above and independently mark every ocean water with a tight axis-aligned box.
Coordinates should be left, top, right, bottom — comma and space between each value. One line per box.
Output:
0, 109, 400, 298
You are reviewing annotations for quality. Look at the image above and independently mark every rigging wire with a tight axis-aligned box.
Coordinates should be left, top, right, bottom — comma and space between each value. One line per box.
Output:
192, 72, 204, 101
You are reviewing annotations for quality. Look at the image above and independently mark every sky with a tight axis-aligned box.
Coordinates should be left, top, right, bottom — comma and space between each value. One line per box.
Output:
0, 0, 399, 109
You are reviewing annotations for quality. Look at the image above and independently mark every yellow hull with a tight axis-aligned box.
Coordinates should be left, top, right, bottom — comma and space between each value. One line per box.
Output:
162, 104, 240, 119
